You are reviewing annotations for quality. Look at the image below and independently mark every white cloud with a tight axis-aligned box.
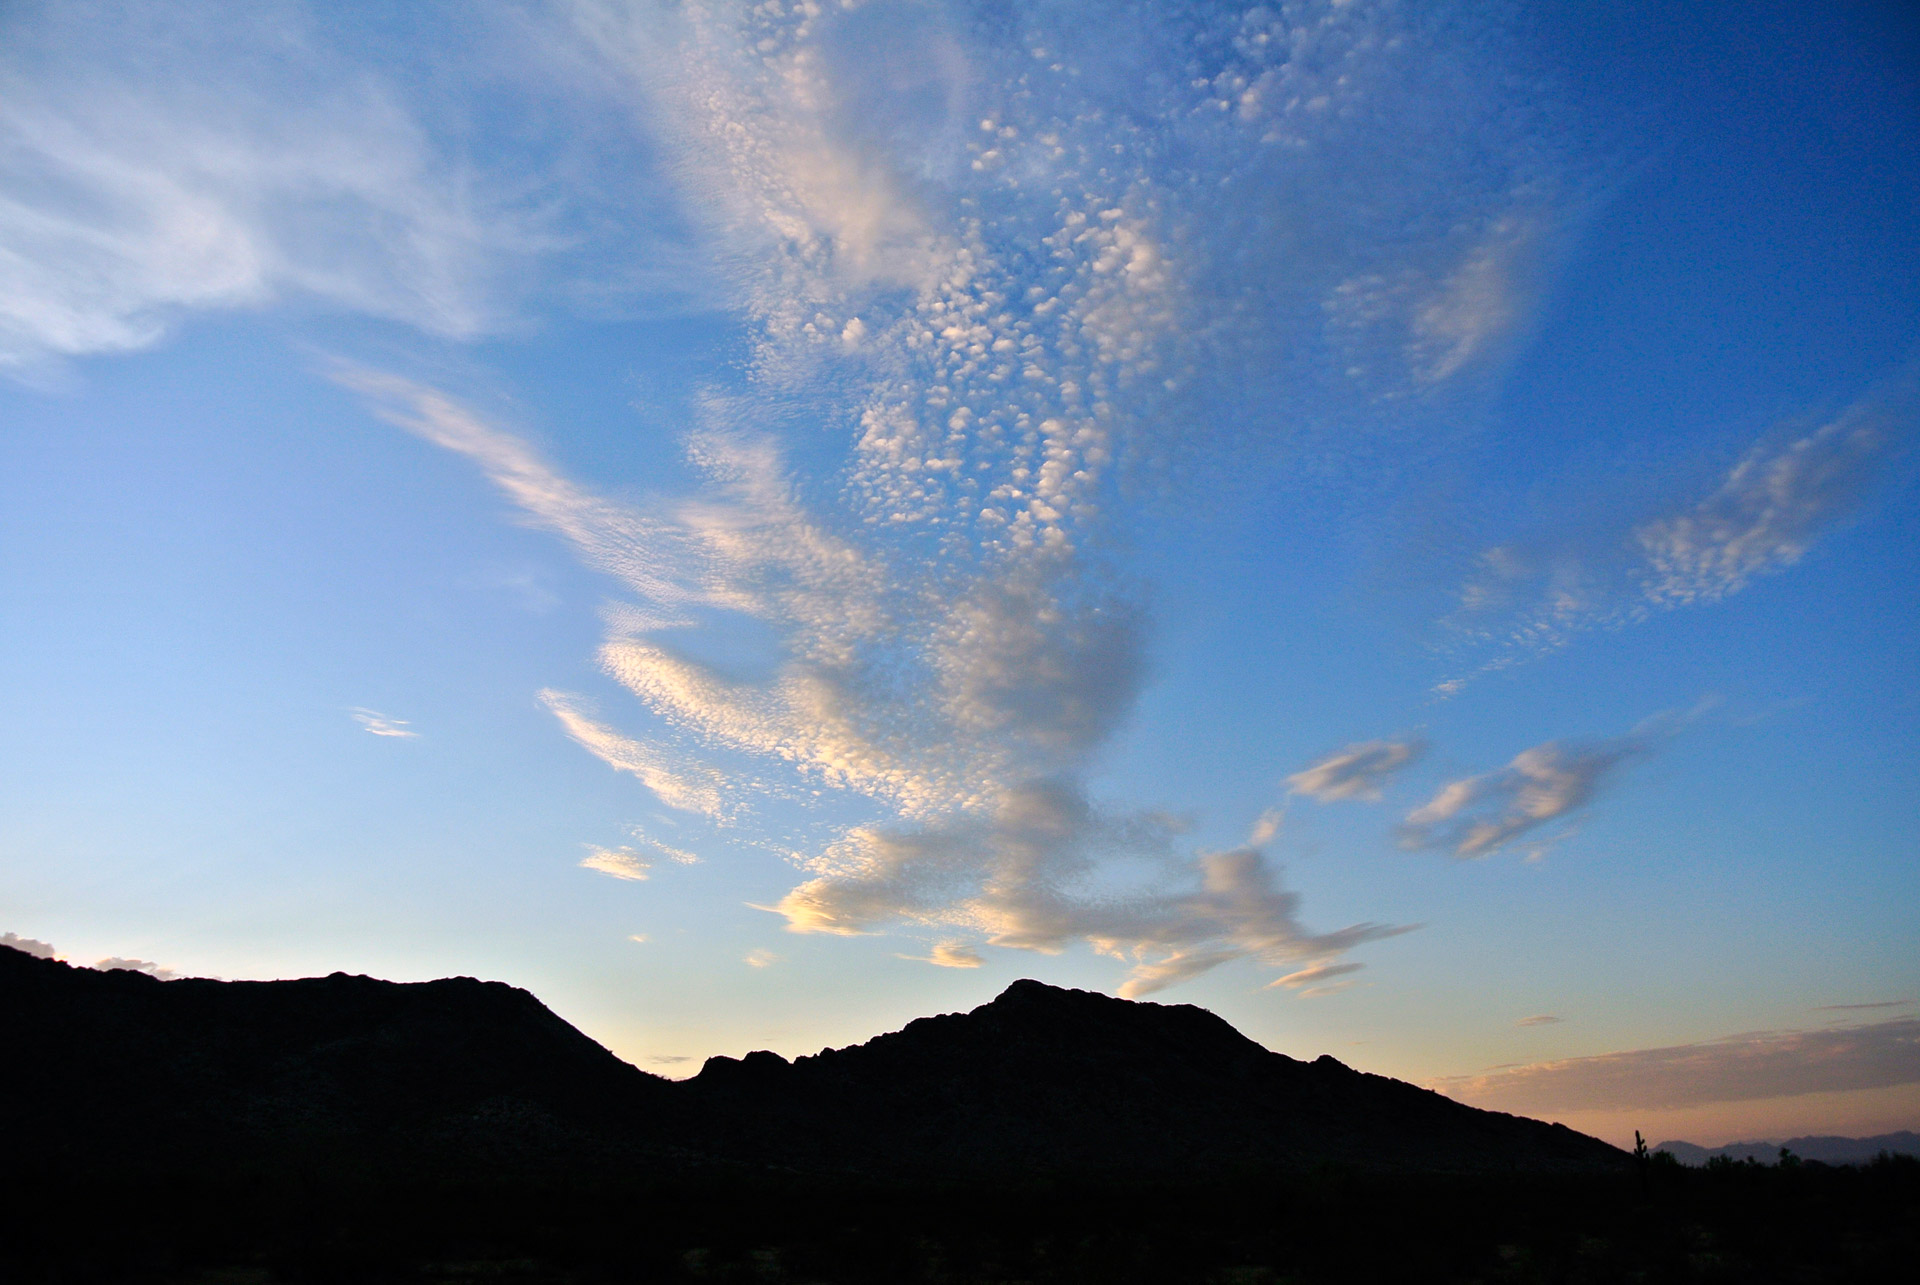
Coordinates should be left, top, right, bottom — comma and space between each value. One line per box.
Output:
0, 0, 554, 377
2, 932, 56, 958
579, 845, 652, 881
1286, 739, 1425, 802
351, 708, 417, 739
1434, 1017, 1920, 1114
743, 947, 777, 968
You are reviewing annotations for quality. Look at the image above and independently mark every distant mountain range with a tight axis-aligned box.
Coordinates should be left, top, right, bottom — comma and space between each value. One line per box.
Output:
1654, 1132, 1920, 1167
3, 942, 1622, 1180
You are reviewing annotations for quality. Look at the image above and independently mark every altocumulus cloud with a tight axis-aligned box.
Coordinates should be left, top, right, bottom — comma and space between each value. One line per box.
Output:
319, 0, 1565, 992
1440, 376, 1915, 690
1433, 1018, 1920, 1115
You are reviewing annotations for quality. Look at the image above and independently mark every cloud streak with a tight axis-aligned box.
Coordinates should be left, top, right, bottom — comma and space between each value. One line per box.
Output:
351, 708, 418, 739
1287, 740, 1425, 802
1434, 1018, 1920, 1114
1398, 706, 1697, 858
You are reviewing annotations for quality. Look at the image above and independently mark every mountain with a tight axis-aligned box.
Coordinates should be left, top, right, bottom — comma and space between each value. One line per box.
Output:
2, 944, 1621, 1180
0, 942, 677, 1177
1654, 1132, 1920, 1167
684, 977, 1620, 1175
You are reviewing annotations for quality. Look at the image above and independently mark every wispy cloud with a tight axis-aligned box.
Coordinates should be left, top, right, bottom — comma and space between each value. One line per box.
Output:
1399, 738, 1642, 859
743, 948, 777, 969
579, 845, 653, 882
1814, 1001, 1913, 1014
1398, 707, 1695, 858
899, 940, 985, 969
1434, 1018, 1920, 1114
540, 689, 731, 820
1287, 739, 1426, 802
1439, 377, 1915, 692
351, 708, 417, 739
0, 1, 548, 378
1270, 960, 1366, 997
1, 932, 56, 959
1516, 1014, 1563, 1028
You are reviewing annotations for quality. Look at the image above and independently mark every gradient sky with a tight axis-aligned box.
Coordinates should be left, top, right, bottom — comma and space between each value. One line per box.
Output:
4, 0, 1917, 1148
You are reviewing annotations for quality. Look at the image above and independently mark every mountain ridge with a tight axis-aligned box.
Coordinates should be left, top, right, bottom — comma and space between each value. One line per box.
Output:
2, 943, 1622, 1179
1654, 1131, 1920, 1167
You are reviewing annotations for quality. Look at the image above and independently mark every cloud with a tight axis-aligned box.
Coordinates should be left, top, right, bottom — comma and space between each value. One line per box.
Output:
1516, 1014, 1563, 1027
646, 1054, 694, 1065
1399, 737, 1642, 859
1433, 1018, 1920, 1114
1439, 377, 1914, 691
0, 1, 551, 378
1, 932, 55, 958
540, 689, 731, 820
625, 831, 700, 866
579, 845, 653, 882
1269, 960, 1365, 997
1286, 739, 1426, 802
1814, 1001, 1912, 1013
775, 776, 1414, 997
899, 940, 985, 969
1634, 402, 1902, 607
351, 708, 417, 739
1398, 706, 1696, 858
335, 0, 1567, 993
93, 957, 176, 980
743, 948, 777, 969
1248, 809, 1283, 846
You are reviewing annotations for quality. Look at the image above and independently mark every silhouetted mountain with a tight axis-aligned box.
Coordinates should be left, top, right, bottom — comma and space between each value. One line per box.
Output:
0, 943, 676, 1177
3, 944, 1621, 1182
1655, 1131, 1920, 1167
684, 977, 1621, 1175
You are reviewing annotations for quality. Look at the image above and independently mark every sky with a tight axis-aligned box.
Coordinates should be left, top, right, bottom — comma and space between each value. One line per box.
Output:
2, 0, 1917, 1149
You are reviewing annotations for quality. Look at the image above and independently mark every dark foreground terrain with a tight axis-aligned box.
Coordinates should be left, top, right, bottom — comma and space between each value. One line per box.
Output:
6, 945, 1916, 1282
8, 1146, 1918, 1283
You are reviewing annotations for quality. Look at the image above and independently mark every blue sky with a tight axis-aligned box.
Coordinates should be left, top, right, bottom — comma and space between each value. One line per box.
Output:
3, 0, 1916, 1147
